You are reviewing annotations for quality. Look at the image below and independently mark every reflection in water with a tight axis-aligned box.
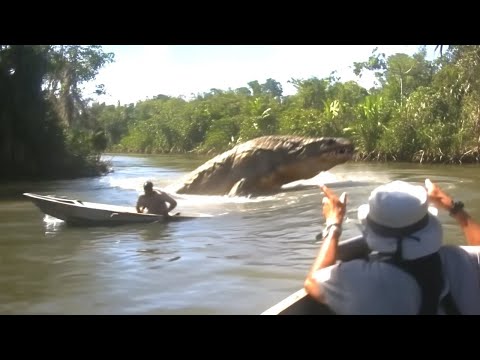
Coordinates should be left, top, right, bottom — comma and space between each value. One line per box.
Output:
44, 215, 67, 236
1, 155, 480, 314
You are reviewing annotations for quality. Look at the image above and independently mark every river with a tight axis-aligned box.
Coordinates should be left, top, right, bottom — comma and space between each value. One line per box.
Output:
1, 154, 479, 314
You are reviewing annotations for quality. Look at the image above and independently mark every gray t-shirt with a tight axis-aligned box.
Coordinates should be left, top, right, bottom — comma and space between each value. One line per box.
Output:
439, 245, 480, 315
313, 245, 480, 315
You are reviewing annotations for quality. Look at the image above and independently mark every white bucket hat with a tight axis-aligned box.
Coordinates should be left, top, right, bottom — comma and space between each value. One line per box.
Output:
357, 181, 442, 260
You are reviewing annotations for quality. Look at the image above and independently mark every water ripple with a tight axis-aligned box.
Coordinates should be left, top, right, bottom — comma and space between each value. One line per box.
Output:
2, 156, 480, 314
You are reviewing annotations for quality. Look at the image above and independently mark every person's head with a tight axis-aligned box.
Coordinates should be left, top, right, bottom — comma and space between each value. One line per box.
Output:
143, 181, 154, 194
357, 180, 442, 260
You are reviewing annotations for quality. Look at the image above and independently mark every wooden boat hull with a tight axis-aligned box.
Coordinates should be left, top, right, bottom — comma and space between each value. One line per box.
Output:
24, 192, 203, 226
262, 288, 335, 315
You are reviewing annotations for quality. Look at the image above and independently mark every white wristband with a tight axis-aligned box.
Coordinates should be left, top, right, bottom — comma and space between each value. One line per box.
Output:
321, 223, 342, 239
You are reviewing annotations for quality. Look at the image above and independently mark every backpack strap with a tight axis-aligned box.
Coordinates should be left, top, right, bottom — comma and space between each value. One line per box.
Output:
385, 252, 460, 315
441, 291, 461, 315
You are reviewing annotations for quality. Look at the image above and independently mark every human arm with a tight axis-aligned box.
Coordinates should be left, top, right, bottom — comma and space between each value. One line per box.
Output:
425, 178, 480, 246
304, 185, 347, 303
162, 192, 177, 213
136, 196, 145, 213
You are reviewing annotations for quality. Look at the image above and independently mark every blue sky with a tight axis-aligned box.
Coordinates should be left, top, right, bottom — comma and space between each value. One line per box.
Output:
84, 45, 440, 105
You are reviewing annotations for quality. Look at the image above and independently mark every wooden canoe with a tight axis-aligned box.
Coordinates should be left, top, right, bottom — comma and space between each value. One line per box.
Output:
24, 192, 207, 226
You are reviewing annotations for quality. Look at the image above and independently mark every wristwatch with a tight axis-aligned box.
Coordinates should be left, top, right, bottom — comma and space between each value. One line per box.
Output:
449, 200, 464, 215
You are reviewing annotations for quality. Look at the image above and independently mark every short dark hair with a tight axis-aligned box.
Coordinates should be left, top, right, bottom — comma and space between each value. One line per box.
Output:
143, 181, 154, 191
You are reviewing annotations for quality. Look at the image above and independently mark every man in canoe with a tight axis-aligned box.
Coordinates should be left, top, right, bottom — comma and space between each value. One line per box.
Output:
304, 179, 480, 315
136, 181, 178, 216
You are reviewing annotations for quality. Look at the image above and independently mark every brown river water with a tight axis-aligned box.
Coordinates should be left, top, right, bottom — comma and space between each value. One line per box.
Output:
1, 154, 479, 314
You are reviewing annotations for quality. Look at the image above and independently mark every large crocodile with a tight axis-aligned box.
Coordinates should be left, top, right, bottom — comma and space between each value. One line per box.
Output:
173, 135, 354, 197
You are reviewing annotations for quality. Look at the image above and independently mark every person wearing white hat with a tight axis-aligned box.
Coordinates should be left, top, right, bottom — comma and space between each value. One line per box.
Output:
304, 179, 480, 315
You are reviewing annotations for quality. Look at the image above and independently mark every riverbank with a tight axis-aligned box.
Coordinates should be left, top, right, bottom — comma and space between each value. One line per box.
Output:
352, 150, 480, 164
106, 149, 480, 165
0, 158, 112, 184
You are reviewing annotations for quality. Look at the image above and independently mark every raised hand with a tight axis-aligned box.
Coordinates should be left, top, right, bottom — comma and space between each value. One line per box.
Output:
320, 185, 347, 226
425, 178, 453, 211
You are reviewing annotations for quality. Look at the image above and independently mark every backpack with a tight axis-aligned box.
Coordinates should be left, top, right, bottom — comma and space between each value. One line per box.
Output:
383, 252, 461, 315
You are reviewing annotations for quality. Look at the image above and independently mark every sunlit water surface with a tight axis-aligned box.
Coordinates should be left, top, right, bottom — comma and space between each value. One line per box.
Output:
1, 154, 479, 314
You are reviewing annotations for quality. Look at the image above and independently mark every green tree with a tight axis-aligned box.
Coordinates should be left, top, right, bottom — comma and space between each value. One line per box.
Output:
0, 45, 114, 180
261, 78, 283, 98
288, 77, 329, 109
44, 45, 114, 128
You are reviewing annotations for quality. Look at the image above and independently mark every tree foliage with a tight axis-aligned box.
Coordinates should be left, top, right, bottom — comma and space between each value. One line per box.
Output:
0, 45, 114, 181
94, 45, 480, 164
4, 45, 480, 183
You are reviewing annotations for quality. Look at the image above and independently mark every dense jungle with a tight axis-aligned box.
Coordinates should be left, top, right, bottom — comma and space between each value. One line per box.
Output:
2, 45, 480, 182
